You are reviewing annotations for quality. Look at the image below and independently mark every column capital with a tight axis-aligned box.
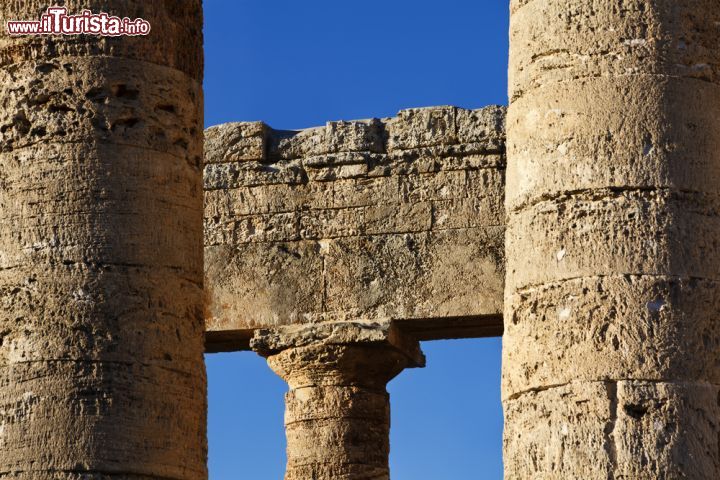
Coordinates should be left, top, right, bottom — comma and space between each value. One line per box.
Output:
250, 320, 425, 368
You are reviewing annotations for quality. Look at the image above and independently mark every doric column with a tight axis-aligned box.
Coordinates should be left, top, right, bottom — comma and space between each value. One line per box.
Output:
504, 0, 720, 478
252, 322, 424, 480
0, 2, 206, 478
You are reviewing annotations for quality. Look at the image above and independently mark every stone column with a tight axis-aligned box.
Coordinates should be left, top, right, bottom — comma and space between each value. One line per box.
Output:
0, 2, 206, 478
504, 0, 720, 478
252, 322, 424, 480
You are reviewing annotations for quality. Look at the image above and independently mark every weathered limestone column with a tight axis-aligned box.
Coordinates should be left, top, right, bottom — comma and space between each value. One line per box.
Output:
504, 1, 720, 478
0, 2, 206, 478
252, 322, 424, 480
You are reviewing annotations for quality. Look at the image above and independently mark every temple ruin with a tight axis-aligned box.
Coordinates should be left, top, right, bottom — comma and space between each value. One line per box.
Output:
1, 0, 719, 479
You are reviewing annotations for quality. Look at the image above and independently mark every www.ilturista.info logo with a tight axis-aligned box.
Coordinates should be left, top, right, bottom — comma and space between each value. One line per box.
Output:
6, 6, 151, 36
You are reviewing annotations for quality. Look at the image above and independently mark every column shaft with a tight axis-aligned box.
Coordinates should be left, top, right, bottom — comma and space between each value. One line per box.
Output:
0, 2, 206, 478
504, 0, 720, 478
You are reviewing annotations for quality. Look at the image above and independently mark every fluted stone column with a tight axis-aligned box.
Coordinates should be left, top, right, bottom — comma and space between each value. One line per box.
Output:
252, 322, 424, 480
504, 0, 720, 478
0, 2, 206, 478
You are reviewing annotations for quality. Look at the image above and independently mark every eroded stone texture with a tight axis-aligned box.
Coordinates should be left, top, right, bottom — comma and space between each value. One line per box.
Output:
504, 381, 720, 479
251, 322, 424, 480
204, 106, 506, 350
505, 1, 720, 478
0, 2, 206, 478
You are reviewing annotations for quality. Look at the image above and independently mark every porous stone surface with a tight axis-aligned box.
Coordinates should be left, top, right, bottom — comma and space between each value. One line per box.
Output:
251, 321, 423, 480
204, 106, 506, 350
505, 0, 720, 477
504, 381, 720, 479
0, 2, 206, 478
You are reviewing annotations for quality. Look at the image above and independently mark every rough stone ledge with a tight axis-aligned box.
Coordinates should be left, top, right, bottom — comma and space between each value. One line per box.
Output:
250, 321, 425, 368
204, 105, 506, 165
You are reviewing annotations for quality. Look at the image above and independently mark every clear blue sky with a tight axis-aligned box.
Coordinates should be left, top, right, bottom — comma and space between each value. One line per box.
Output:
203, 1, 509, 478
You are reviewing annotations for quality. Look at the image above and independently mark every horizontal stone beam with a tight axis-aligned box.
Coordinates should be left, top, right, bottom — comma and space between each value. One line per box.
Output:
203, 106, 506, 352
205, 313, 504, 353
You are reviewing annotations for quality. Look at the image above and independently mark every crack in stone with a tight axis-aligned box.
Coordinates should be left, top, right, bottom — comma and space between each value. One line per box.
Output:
511, 72, 719, 103
506, 381, 572, 401
508, 185, 720, 216
512, 273, 720, 297
604, 381, 618, 480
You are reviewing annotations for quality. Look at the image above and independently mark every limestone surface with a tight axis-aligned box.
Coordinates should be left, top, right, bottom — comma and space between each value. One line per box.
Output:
504, 1, 720, 478
204, 106, 506, 350
251, 321, 424, 480
0, 2, 206, 478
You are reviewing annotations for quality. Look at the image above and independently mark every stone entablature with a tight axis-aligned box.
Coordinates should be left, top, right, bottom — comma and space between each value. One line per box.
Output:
204, 106, 506, 351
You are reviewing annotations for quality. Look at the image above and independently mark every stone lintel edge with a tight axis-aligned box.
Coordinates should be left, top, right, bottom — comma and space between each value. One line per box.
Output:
204, 314, 505, 354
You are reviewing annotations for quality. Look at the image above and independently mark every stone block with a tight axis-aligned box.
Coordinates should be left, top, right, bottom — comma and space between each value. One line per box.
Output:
504, 381, 720, 479
504, 275, 720, 396
204, 122, 266, 163
203, 107, 507, 345
204, 242, 323, 331
386, 106, 457, 151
